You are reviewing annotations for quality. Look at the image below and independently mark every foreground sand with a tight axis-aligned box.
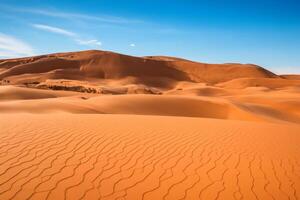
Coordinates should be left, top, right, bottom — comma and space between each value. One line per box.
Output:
0, 114, 299, 200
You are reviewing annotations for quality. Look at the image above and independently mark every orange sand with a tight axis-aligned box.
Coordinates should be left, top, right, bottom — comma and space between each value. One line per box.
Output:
0, 50, 300, 199
0, 114, 300, 200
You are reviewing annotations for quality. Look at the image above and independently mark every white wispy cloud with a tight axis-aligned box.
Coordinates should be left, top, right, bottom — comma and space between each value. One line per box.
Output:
5, 6, 142, 24
32, 24, 76, 37
130, 43, 136, 47
0, 33, 34, 58
31, 24, 102, 48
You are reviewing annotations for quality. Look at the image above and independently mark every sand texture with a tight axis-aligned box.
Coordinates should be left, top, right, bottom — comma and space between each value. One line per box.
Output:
0, 50, 300, 199
1, 114, 300, 200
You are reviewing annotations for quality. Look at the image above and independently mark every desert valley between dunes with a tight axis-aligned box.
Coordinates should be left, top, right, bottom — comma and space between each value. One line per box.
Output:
0, 50, 300, 200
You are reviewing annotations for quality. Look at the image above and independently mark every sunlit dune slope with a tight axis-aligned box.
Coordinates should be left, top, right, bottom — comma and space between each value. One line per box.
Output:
1, 86, 300, 123
0, 85, 80, 101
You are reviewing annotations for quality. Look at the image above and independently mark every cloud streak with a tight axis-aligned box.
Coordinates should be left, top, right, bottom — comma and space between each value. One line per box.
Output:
0, 33, 34, 58
32, 24, 76, 37
5, 6, 142, 24
31, 24, 102, 48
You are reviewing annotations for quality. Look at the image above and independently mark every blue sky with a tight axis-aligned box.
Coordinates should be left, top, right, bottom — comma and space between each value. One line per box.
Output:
0, 0, 299, 74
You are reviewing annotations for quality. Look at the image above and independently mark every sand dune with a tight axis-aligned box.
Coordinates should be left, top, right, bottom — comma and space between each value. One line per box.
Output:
281, 74, 300, 80
0, 50, 300, 199
1, 88, 300, 123
0, 86, 80, 101
0, 114, 299, 200
0, 49, 300, 124
217, 77, 300, 89
0, 50, 278, 85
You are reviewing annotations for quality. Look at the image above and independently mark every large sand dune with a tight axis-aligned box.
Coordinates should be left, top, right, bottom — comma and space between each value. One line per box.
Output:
0, 50, 278, 85
0, 50, 300, 199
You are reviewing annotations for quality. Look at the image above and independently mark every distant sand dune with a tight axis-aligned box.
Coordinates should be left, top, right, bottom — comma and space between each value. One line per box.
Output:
0, 50, 278, 85
0, 114, 299, 200
217, 77, 300, 89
